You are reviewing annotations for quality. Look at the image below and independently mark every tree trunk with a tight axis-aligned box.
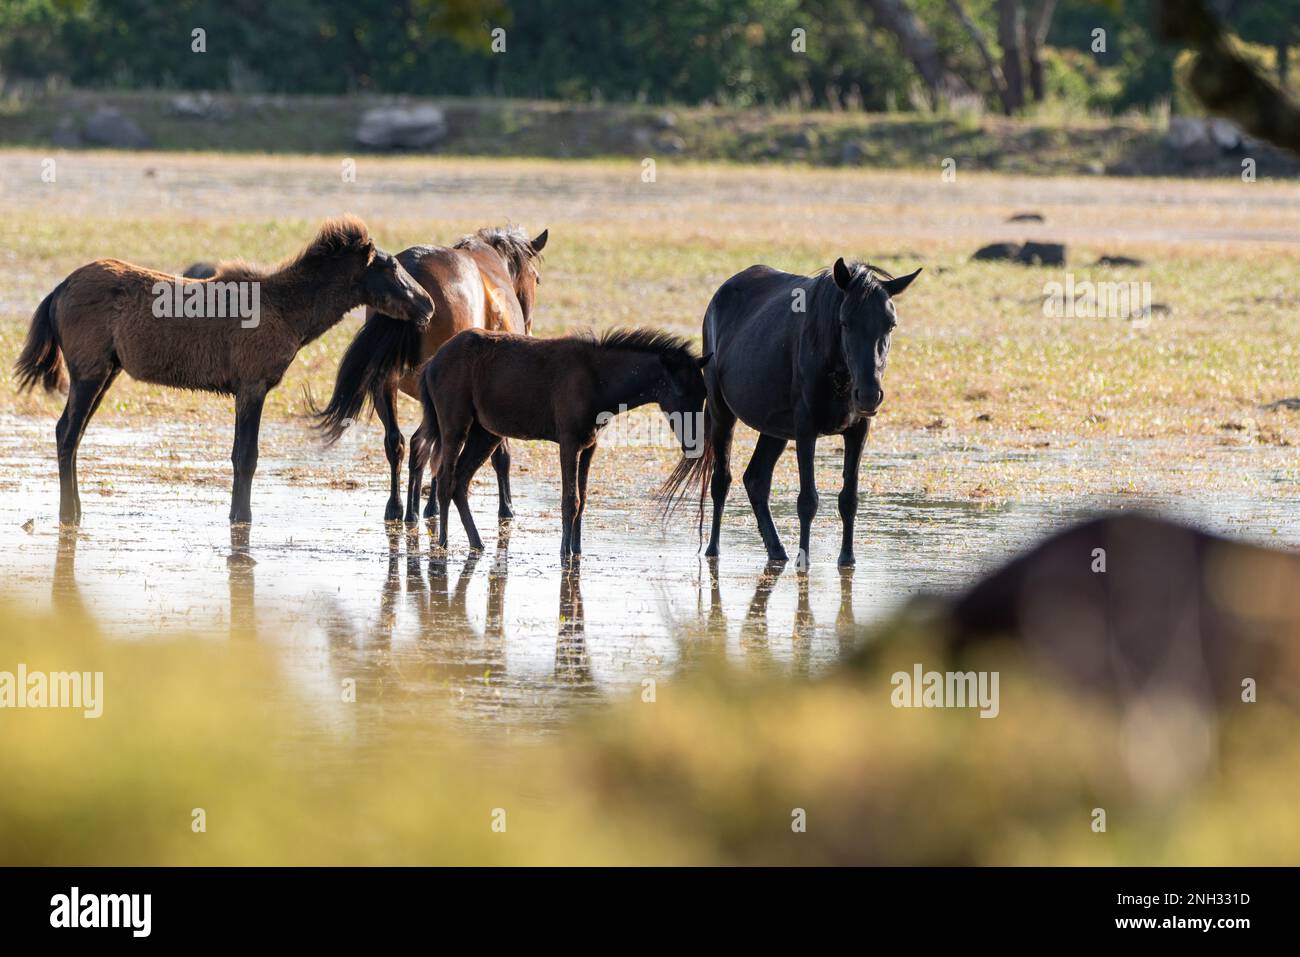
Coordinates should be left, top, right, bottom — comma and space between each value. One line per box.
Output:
997, 0, 1026, 112
947, 0, 1013, 114
1279, 42, 1290, 86
1154, 0, 1300, 155
866, 0, 973, 108
1027, 0, 1058, 102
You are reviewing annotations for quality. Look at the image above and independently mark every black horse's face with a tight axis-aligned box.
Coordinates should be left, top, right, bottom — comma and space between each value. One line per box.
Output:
832, 259, 921, 418
362, 250, 434, 328
658, 354, 711, 454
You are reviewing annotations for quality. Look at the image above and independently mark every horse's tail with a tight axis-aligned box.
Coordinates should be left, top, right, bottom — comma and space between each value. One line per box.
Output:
312, 313, 422, 445
15, 281, 68, 395
655, 400, 714, 548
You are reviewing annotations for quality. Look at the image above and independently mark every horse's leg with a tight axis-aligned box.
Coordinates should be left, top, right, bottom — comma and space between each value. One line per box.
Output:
73, 368, 121, 520
229, 383, 268, 525
406, 417, 428, 527
491, 440, 514, 520
704, 400, 737, 558
449, 424, 499, 552
837, 419, 869, 567
55, 371, 116, 525
558, 440, 581, 559
571, 444, 595, 556
793, 431, 819, 570
422, 436, 440, 522
373, 379, 404, 522
435, 420, 469, 549
742, 433, 788, 562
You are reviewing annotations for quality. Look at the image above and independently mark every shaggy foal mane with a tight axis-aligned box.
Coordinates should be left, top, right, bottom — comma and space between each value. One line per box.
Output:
210, 216, 375, 282
598, 327, 698, 364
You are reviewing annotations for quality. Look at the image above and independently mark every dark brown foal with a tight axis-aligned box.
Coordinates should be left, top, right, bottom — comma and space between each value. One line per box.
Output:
410, 328, 709, 558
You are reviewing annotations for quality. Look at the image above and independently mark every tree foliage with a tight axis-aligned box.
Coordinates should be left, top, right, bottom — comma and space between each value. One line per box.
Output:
1, 0, 1290, 114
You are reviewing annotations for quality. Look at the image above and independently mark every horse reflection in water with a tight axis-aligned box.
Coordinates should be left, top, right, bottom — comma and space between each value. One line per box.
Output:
52, 527, 90, 622
307, 525, 595, 710
699, 559, 859, 678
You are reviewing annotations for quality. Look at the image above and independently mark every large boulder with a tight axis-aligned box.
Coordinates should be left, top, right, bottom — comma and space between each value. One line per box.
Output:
355, 105, 448, 150
83, 107, 151, 149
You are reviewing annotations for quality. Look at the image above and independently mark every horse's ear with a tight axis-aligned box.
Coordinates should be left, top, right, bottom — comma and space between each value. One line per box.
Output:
697, 352, 713, 368
832, 257, 852, 290
882, 267, 922, 298
531, 229, 549, 253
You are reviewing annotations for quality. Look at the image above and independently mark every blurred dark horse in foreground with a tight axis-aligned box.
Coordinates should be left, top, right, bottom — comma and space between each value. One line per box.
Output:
311, 225, 548, 523
659, 258, 921, 568
939, 513, 1300, 708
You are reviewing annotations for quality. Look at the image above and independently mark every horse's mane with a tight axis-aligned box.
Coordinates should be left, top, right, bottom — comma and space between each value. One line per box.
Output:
214, 216, 374, 282
598, 327, 698, 363
809, 260, 894, 307
455, 225, 541, 279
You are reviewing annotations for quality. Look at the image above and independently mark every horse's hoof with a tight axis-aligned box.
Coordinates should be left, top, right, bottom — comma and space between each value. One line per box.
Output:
383, 501, 403, 522
704, 543, 720, 558
767, 547, 788, 563
498, 506, 514, 520
837, 552, 855, 568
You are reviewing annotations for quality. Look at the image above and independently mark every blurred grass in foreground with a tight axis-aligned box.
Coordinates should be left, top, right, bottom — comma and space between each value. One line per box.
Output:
2, 595, 1298, 866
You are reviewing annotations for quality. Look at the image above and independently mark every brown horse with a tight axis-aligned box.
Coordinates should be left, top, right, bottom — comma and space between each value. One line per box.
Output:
15, 216, 434, 526
313, 225, 548, 523
411, 327, 709, 557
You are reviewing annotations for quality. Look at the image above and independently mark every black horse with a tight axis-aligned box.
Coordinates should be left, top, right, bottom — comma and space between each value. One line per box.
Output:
660, 258, 920, 567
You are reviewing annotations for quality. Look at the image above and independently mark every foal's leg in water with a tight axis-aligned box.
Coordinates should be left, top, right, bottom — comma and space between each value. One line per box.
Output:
373, 379, 405, 522
742, 433, 789, 562
491, 441, 514, 520
558, 440, 582, 558
55, 370, 118, 525
793, 432, 820, 570
448, 424, 500, 552
422, 438, 439, 523
837, 420, 869, 567
405, 420, 430, 527
570, 445, 595, 556
435, 418, 471, 549
703, 400, 737, 557
229, 383, 268, 525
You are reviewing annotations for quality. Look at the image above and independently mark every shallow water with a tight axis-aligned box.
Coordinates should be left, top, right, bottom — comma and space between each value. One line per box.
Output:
1, 417, 1296, 738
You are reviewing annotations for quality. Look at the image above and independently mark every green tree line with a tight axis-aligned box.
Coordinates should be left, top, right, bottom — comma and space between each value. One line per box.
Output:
0, 0, 1294, 114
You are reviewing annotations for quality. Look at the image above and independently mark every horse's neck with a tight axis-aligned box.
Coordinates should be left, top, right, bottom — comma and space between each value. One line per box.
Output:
596, 350, 662, 411
798, 300, 845, 376
474, 249, 524, 332
267, 269, 361, 345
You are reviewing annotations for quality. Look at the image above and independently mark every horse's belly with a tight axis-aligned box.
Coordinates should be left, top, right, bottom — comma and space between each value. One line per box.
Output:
718, 367, 795, 439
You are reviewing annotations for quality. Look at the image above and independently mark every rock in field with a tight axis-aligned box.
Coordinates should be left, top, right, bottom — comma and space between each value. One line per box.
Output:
355, 105, 449, 150
83, 107, 151, 149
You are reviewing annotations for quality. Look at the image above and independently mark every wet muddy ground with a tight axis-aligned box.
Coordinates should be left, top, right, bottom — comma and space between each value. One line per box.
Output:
2, 416, 1295, 737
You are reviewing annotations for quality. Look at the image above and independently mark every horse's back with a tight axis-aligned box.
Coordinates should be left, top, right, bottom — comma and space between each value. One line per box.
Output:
705, 265, 813, 437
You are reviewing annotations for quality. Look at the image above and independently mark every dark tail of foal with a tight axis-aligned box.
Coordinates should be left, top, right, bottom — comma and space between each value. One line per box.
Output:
15, 281, 68, 395
654, 402, 715, 547
410, 364, 442, 479
312, 313, 423, 444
